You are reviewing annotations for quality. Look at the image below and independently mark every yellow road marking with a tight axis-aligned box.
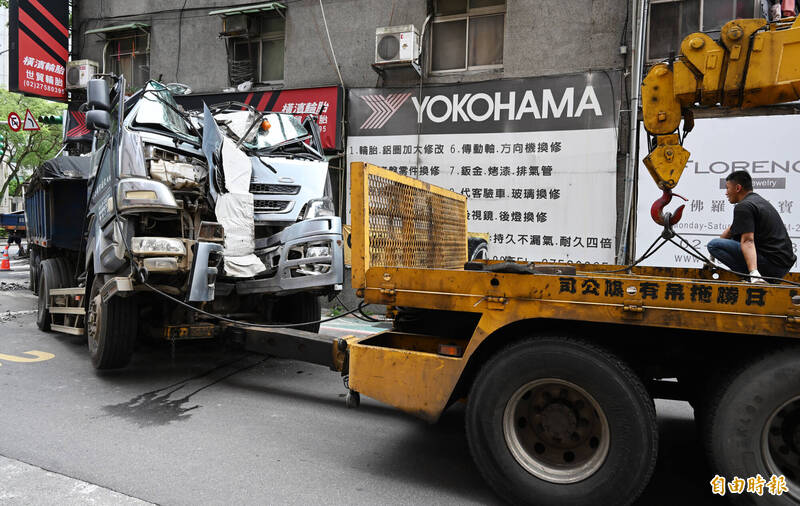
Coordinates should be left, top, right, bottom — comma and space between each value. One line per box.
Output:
0, 351, 55, 365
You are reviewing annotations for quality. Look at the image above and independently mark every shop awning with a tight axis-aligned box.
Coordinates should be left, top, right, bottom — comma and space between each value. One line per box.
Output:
208, 2, 285, 17
85, 23, 150, 37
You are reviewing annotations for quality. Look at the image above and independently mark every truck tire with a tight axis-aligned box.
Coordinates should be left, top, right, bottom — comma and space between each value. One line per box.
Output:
468, 237, 489, 261
86, 275, 137, 370
29, 248, 39, 294
466, 337, 658, 506
36, 259, 59, 331
706, 345, 800, 505
275, 293, 321, 333
51, 257, 74, 287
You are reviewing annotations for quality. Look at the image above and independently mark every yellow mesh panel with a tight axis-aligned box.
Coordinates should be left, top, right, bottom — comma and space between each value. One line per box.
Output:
350, 163, 468, 288
366, 173, 466, 270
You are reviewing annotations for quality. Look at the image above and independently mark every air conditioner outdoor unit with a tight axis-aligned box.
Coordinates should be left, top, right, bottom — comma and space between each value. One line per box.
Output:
375, 25, 419, 65
66, 60, 99, 90
222, 14, 258, 37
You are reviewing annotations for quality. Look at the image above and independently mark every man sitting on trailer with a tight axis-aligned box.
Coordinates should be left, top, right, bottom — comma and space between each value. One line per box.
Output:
707, 170, 796, 283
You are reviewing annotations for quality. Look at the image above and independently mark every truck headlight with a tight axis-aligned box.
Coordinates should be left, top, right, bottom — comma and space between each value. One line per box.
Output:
143, 257, 180, 272
303, 198, 335, 220
306, 245, 330, 258
132, 237, 187, 256
116, 178, 178, 213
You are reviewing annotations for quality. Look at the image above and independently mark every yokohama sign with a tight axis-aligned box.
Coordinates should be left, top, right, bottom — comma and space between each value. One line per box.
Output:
9, 0, 69, 101
348, 73, 618, 136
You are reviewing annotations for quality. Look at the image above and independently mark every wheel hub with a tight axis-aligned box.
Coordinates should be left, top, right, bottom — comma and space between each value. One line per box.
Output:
503, 378, 610, 484
538, 402, 578, 445
763, 396, 800, 501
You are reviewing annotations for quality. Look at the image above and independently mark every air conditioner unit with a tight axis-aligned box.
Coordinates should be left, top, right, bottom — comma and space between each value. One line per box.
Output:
222, 14, 258, 37
375, 25, 419, 65
66, 60, 99, 90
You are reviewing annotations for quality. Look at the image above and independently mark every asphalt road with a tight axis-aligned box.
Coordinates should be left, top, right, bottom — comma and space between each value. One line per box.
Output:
0, 254, 726, 505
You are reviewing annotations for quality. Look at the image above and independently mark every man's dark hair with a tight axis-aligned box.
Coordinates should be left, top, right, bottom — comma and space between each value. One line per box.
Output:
726, 170, 753, 191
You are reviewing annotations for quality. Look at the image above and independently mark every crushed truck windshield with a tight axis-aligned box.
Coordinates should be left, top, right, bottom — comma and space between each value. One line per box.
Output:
248, 113, 309, 150
133, 82, 198, 144
213, 109, 312, 154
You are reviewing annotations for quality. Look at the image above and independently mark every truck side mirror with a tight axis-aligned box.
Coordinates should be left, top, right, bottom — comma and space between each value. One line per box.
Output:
86, 109, 111, 131
86, 79, 111, 111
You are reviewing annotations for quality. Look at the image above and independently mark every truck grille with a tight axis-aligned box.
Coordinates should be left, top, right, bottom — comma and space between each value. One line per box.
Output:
249, 183, 300, 195
254, 199, 290, 212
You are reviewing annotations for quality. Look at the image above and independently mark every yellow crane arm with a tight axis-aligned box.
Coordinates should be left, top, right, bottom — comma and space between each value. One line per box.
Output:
641, 16, 800, 191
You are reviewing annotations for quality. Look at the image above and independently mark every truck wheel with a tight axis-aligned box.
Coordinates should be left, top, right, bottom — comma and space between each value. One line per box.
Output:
51, 257, 74, 287
275, 293, 321, 333
36, 259, 59, 331
466, 337, 658, 506
706, 346, 800, 505
468, 237, 489, 261
86, 275, 137, 370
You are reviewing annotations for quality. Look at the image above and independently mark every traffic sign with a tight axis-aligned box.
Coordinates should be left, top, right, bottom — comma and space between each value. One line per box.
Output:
22, 109, 39, 131
7, 112, 21, 132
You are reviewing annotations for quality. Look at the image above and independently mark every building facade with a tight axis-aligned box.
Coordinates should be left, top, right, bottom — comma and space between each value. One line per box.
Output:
70, 0, 800, 269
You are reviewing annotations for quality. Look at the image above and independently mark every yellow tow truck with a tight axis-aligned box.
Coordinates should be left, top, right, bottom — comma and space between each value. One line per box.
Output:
336, 15, 800, 505
44, 14, 800, 506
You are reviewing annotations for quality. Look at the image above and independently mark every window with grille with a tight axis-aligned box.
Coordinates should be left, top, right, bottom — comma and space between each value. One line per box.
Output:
647, 0, 758, 61
105, 31, 150, 92
226, 13, 285, 85
430, 0, 505, 73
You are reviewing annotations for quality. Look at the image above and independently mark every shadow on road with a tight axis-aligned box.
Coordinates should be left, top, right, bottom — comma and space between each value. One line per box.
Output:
100, 352, 269, 427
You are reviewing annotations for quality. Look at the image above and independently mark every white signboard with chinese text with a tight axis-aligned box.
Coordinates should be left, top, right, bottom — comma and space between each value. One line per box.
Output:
635, 115, 800, 272
347, 73, 621, 264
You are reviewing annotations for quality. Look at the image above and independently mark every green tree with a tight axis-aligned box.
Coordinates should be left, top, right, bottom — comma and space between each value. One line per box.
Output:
0, 89, 65, 198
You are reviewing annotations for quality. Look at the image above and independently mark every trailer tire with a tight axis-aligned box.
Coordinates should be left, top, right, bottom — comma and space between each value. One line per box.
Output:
706, 345, 800, 505
466, 337, 658, 506
275, 293, 321, 333
86, 275, 137, 370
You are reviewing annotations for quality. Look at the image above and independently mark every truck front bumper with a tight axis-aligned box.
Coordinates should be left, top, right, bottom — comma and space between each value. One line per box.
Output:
234, 216, 344, 295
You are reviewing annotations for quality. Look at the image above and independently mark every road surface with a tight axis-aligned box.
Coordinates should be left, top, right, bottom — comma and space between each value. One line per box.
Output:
0, 255, 725, 505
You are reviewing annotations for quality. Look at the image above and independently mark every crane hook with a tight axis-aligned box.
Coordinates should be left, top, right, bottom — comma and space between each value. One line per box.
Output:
651, 189, 688, 226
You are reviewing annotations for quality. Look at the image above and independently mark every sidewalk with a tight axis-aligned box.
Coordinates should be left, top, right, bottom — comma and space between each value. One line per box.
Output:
0, 455, 151, 506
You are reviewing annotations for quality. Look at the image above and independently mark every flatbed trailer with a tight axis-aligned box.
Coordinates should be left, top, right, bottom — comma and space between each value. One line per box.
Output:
228, 162, 800, 505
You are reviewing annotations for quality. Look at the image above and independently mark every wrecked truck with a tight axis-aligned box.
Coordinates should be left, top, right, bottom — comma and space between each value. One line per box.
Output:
30, 75, 343, 369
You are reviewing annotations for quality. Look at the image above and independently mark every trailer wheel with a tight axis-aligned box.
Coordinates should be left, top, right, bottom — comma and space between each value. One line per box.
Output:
275, 293, 321, 333
466, 337, 658, 506
706, 345, 800, 505
86, 275, 137, 370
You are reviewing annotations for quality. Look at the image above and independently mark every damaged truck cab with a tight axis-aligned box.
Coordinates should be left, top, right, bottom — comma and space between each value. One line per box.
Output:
88, 80, 224, 302
200, 102, 344, 313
